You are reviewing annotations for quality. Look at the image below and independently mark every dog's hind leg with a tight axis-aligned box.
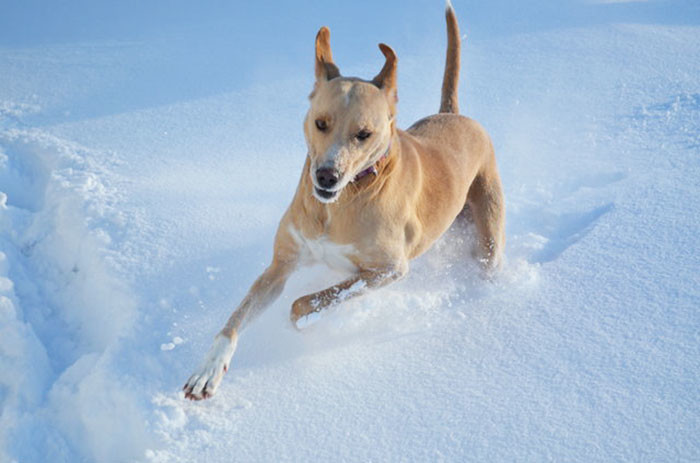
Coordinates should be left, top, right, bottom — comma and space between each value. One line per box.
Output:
290, 262, 407, 328
465, 164, 505, 272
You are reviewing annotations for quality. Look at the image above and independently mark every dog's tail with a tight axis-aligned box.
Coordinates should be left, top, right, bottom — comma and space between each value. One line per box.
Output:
439, 0, 461, 114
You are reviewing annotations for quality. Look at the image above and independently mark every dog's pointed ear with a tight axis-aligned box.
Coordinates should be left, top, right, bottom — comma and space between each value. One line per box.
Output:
315, 27, 340, 82
372, 43, 398, 110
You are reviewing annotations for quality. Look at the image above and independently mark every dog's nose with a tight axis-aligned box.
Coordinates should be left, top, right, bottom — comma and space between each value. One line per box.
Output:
316, 168, 339, 190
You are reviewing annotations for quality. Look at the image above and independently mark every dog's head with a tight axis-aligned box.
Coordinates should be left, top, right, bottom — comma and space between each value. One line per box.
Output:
304, 27, 397, 203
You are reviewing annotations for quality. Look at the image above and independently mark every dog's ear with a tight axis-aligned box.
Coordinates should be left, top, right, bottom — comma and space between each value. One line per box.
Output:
372, 44, 398, 111
315, 27, 340, 82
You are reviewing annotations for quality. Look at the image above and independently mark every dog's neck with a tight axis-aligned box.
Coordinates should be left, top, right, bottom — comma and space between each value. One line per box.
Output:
353, 140, 392, 182
301, 132, 399, 219
352, 133, 398, 186
298, 132, 401, 236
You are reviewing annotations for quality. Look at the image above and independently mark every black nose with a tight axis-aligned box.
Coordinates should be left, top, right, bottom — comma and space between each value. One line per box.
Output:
316, 167, 339, 189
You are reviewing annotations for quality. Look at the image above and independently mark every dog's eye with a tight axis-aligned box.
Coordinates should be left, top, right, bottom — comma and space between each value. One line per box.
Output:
315, 119, 328, 132
356, 129, 372, 141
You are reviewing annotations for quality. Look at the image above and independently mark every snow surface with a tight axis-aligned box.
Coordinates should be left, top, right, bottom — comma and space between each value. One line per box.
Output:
1, 0, 699, 461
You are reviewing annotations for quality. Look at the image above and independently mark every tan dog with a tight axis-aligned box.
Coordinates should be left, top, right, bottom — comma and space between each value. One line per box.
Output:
184, 3, 505, 400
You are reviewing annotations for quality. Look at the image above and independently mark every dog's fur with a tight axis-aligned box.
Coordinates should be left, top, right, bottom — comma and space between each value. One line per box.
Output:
184, 3, 505, 400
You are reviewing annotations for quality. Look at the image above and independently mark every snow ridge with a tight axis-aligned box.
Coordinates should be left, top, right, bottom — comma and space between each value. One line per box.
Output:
0, 117, 146, 461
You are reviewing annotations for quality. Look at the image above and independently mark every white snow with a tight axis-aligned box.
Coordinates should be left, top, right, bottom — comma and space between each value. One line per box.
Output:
1, 1, 699, 462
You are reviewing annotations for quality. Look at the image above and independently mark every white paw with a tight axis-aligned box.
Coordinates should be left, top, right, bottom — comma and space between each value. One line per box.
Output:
294, 311, 322, 330
183, 334, 237, 400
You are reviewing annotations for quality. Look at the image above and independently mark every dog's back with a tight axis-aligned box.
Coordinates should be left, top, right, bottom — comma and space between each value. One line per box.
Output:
397, 4, 505, 262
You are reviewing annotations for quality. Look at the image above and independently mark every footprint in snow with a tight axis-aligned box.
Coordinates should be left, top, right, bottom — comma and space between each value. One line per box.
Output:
528, 203, 614, 264
0, 135, 50, 213
509, 170, 622, 265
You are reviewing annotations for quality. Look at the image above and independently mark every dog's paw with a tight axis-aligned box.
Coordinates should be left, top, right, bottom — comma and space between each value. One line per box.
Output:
183, 334, 237, 400
291, 295, 324, 330
290, 296, 314, 324
293, 310, 323, 330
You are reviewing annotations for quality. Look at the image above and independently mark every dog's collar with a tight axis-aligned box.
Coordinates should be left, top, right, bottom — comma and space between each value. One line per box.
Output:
353, 141, 392, 182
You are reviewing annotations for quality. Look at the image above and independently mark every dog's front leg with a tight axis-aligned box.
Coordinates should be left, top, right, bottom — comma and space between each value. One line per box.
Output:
184, 256, 296, 400
290, 262, 407, 328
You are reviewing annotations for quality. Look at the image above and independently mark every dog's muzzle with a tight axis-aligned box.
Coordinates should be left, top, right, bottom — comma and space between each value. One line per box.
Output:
314, 167, 340, 201
316, 167, 339, 189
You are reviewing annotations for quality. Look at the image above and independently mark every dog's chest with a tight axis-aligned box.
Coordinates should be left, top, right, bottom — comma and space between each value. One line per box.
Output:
289, 226, 358, 273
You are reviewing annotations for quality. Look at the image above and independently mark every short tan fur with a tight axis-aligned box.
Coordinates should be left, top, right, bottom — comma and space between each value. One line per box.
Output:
184, 3, 505, 400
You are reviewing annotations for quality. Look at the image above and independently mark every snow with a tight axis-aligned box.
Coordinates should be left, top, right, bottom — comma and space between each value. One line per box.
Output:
1, 0, 699, 461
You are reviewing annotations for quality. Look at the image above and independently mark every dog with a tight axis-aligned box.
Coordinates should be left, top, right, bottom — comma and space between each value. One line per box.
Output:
184, 2, 505, 400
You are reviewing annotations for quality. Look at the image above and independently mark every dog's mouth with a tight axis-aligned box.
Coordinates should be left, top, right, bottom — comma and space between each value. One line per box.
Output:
314, 186, 339, 202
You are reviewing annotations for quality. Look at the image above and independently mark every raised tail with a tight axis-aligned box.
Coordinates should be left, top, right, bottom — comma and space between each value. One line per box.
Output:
439, 0, 461, 114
